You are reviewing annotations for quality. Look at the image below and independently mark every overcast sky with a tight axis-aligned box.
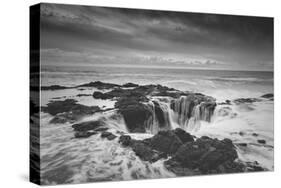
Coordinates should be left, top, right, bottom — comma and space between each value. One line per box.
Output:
40, 3, 273, 71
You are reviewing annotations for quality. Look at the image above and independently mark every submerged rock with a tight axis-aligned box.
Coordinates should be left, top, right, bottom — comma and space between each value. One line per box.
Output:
72, 120, 113, 139
72, 120, 106, 132
101, 132, 117, 140
74, 131, 97, 138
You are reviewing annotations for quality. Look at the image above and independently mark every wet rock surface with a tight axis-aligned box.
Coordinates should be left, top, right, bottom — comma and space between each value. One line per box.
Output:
74, 131, 97, 138
42, 99, 101, 124
119, 129, 266, 175
72, 120, 106, 132
71, 120, 111, 139
101, 131, 117, 140
122, 83, 139, 88
77, 81, 120, 89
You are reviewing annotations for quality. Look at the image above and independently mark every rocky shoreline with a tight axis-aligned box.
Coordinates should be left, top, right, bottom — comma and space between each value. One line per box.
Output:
41, 81, 273, 176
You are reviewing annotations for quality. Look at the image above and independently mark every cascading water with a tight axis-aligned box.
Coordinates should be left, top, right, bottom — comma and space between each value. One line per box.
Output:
144, 100, 175, 134
140, 96, 216, 134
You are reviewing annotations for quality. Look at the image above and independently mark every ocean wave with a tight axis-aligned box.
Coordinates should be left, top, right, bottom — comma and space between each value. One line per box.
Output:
209, 77, 273, 82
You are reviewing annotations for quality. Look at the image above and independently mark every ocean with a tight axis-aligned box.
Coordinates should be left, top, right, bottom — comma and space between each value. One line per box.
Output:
41, 65, 273, 101
39, 65, 274, 184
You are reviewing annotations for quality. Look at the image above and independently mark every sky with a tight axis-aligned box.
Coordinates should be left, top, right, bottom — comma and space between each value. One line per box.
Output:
40, 3, 274, 71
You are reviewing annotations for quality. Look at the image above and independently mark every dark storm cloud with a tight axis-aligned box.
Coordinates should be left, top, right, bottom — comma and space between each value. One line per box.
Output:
40, 3, 273, 70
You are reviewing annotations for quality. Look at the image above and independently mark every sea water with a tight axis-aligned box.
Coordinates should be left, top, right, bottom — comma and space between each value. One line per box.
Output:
39, 65, 274, 184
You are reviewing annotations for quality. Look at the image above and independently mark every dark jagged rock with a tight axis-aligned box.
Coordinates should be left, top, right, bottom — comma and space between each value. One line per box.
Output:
165, 136, 244, 174
74, 131, 97, 138
72, 120, 106, 132
101, 132, 117, 140
131, 141, 163, 162
245, 161, 266, 172
91, 83, 216, 132
118, 135, 164, 162
77, 81, 120, 89
93, 88, 139, 100
119, 135, 132, 146
122, 83, 139, 88
95, 84, 178, 101
42, 99, 100, 123
119, 129, 265, 174
173, 137, 237, 170
145, 130, 183, 155
41, 85, 70, 90
257, 139, 266, 144
93, 91, 111, 99
115, 97, 151, 133
261, 93, 273, 99
173, 128, 194, 143
164, 160, 200, 176
42, 99, 99, 116
119, 130, 183, 159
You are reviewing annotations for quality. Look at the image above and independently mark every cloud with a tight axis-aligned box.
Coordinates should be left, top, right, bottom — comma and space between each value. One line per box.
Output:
40, 3, 273, 71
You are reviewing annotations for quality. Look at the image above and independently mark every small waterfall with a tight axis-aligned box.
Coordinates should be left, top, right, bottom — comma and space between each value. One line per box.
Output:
170, 96, 216, 132
170, 96, 197, 128
121, 95, 216, 134
143, 99, 173, 134
186, 104, 201, 132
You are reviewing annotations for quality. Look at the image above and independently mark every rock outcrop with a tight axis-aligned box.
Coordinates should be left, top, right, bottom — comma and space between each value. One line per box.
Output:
42, 99, 100, 124
118, 129, 266, 175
